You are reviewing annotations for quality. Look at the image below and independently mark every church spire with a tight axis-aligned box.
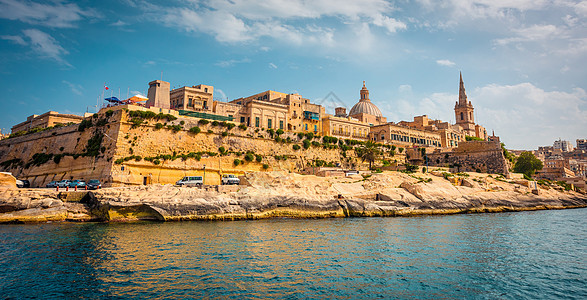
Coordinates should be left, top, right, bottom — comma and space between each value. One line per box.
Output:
459, 72, 467, 105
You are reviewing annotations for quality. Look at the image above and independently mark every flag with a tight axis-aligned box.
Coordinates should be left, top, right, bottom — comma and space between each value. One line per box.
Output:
104, 84, 109, 90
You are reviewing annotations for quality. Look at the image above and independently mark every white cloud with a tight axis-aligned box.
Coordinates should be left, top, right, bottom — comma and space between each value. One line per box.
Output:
268, 62, 278, 69
152, 0, 403, 57
214, 89, 228, 101
494, 24, 562, 45
0, 0, 97, 28
111, 20, 127, 27
436, 59, 456, 67
372, 14, 407, 33
22, 29, 70, 66
0, 35, 26, 45
62, 80, 83, 96
215, 58, 251, 68
398, 84, 412, 94
380, 82, 587, 149
472, 83, 587, 149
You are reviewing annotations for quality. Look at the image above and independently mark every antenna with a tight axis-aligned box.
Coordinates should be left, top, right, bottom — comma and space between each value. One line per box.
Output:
161, 71, 163, 80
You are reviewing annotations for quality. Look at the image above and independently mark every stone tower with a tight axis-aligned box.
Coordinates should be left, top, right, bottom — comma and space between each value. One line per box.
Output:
454, 73, 475, 136
146, 80, 170, 109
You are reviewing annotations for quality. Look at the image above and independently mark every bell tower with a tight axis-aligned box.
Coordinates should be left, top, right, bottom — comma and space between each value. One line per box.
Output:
454, 72, 476, 136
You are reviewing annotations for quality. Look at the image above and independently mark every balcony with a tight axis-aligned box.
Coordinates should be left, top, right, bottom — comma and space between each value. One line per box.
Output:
303, 111, 320, 121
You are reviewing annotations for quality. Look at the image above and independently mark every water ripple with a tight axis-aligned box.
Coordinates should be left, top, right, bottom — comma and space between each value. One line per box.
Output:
0, 209, 586, 299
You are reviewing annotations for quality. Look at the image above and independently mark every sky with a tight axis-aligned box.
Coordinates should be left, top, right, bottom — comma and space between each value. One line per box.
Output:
0, 0, 586, 150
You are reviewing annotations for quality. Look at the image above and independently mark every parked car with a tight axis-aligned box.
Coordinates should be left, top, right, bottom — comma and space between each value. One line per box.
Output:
176, 176, 203, 187
46, 181, 58, 188
68, 180, 86, 188
16, 179, 30, 188
86, 179, 101, 190
345, 170, 359, 176
221, 174, 240, 185
56, 180, 71, 188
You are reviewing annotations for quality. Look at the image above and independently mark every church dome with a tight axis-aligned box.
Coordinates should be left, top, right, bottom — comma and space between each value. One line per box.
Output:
348, 82, 383, 117
349, 101, 383, 117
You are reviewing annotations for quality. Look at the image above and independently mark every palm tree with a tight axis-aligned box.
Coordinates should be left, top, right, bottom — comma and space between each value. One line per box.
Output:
355, 142, 380, 170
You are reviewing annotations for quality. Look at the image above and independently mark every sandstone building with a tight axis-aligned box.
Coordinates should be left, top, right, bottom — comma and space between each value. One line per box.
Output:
11, 111, 85, 133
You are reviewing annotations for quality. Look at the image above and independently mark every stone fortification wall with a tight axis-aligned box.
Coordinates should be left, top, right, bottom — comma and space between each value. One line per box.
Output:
0, 107, 378, 187
0, 111, 123, 187
111, 111, 357, 186
425, 141, 509, 174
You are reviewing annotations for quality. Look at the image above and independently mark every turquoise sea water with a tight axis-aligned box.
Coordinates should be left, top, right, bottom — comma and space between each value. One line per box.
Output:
1, 209, 586, 299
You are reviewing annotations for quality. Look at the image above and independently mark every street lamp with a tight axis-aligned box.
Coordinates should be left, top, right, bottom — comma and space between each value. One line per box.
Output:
203, 164, 206, 186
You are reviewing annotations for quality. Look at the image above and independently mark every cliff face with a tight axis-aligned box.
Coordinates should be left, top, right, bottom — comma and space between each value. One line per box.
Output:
1, 171, 585, 223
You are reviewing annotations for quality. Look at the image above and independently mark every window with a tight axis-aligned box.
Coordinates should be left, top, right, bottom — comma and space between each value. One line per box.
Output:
279, 120, 284, 130
268, 119, 272, 129
255, 117, 260, 127
314, 125, 317, 132
460, 112, 464, 120
204, 88, 208, 93
305, 124, 308, 130
240, 117, 245, 123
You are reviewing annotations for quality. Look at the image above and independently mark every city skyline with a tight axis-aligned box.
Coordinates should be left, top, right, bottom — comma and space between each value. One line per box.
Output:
0, 0, 586, 149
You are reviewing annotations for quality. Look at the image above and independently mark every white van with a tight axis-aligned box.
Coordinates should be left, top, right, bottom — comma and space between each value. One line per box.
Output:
221, 174, 240, 185
176, 176, 203, 187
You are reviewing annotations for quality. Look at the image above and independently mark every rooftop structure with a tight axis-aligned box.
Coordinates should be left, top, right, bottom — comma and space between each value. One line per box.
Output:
11, 111, 85, 133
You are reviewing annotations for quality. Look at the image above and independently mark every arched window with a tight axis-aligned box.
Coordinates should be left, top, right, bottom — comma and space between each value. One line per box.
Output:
460, 112, 464, 120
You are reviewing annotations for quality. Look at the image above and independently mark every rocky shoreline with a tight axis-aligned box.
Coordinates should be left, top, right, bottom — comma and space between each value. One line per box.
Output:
1, 171, 586, 223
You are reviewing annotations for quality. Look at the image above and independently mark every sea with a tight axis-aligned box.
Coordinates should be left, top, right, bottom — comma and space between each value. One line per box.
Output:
1, 208, 586, 299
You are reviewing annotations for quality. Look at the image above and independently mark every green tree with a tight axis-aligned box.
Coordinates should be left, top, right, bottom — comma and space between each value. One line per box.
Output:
513, 151, 543, 178
355, 142, 380, 170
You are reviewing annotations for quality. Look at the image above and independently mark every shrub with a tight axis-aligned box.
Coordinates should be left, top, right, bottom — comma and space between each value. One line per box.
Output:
297, 132, 304, 139
292, 144, 301, 150
167, 125, 182, 132
189, 126, 201, 134
255, 154, 262, 163
179, 120, 185, 125
262, 164, 269, 170
244, 153, 254, 162
198, 119, 209, 125
212, 120, 219, 126
238, 124, 247, 130
207, 130, 213, 133
221, 131, 229, 137
153, 159, 161, 165
233, 159, 241, 166
218, 146, 226, 154
155, 123, 164, 130
303, 139, 311, 149
466, 136, 484, 141
276, 129, 284, 135
78, 119, 93, 132
305, 132, 314, 140
130, 118, 143, 128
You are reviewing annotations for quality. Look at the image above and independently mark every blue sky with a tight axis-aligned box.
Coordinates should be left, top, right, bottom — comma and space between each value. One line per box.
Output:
0, 0, 586, 149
